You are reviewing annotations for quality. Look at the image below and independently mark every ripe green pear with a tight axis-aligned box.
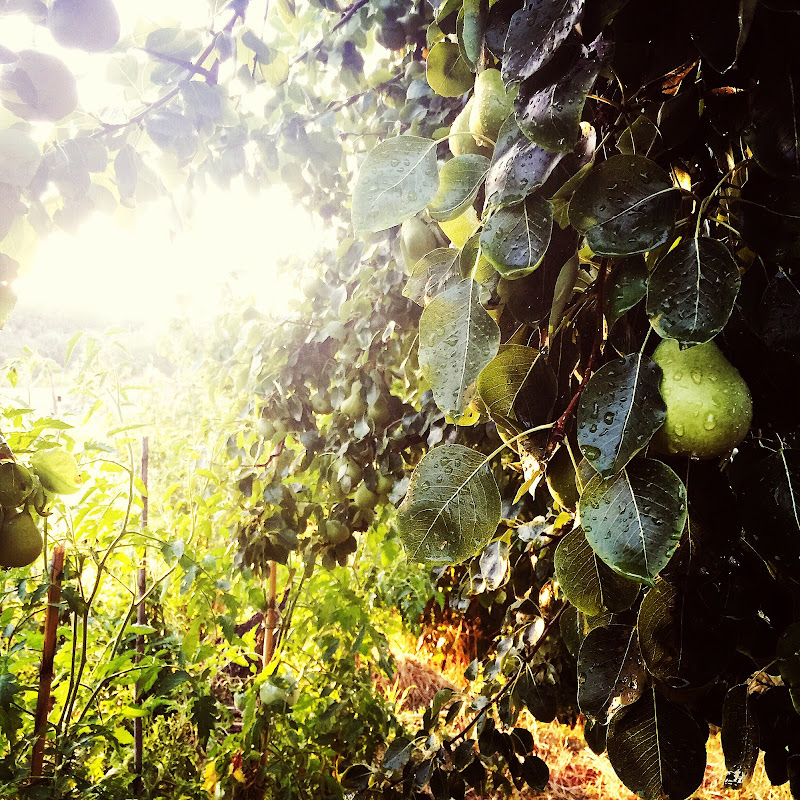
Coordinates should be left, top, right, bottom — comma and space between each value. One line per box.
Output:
0, 509, 43, 568
469, 69, 512, 147
340, 382, 367, 419
651, 339, 752, 458
354, 482, 379, 510
400, 218, 438, 268
0, 461, 34, 508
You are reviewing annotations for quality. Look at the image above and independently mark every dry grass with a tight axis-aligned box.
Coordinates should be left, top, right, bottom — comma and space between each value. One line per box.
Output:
382, 631, 791, 800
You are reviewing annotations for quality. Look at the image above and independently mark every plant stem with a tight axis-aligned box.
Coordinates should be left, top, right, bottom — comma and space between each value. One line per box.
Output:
133, 437, 149, 797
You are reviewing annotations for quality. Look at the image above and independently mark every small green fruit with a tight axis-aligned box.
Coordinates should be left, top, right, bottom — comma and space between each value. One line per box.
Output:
324, 519, 350, 545
469, 69, 512, 147
651, 339, 752, 458
257, 418, 276, 439
310, 392, 332, 415
354, 483, 379, 510
375, 473, 394, 496
0, 461, 34, 508
449, 98, 492, 157
0, 509, 43, 568
340, 382, 367, 419
367, 395, 391, 427
48, 0, 120, 52
400, 218, 438, 267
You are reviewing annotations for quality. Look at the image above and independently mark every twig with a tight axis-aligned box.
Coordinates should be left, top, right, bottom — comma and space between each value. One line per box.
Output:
30, 545, 66, 779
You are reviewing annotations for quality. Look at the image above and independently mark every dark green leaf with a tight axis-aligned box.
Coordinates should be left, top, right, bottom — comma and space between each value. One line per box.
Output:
419, 279, 500, 420
427, 154, 490, 221
690, 0, 756, 73
646, 237, 741, 345
554, 527, 639, 616
638, 579, 733, 689
579, 458, 687, 584
481, 195, 553, 278
721, 685, 759, 790
515, 35, 611, 152
340, 764, 373, 791
514, 664, 557, 722
577, 624, 645, 722
520, 755, 549, 791
607, 689, 707, 800
477, 344, 548, 424
397, 443, 501, 564
485, 115, 564, 208
604, 257, 648, 327
569, 154, 678, 256
426, 41, 474, 98
501, 0, 585, 84
577, 353, 667, 477
584, 719, 608, 754
352, 137, 439, 234
384, 736, 414, 770
191, 694, 218, 748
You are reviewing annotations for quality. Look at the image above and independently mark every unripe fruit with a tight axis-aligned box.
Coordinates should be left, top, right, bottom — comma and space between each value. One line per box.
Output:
375, 473, 394, 496
449, 98, 492, 157
367, 395, 391, 427
340, 382, 367, 419
324, 519, 350, 545
1, 51, 78, 122
0, 509, 43, 568
257, 418, 276, 439
354, 483, 379, 510
0, 461, 34, 508
400, 218, 438, 266
651, 339, 752, 458
469, 69, 512, 147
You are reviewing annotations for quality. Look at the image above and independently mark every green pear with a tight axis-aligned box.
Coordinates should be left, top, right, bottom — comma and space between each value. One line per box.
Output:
324, 519, 350, 545
367, 394, 391, 427
651, 339, 752, 458
1, 51, 78, 122
354, 482, 379, 510
0, 461, 34, 508
340, 381, 367, 419
48, 0, 120, 52
469, 69, 512, 148
400, 218, 438, 268
0, 509, 43, 568
449, 98, 492, 157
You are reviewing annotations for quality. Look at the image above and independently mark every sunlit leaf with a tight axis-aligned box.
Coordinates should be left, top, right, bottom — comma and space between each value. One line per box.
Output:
427, 154, 490, 221
426, 41, 475, 97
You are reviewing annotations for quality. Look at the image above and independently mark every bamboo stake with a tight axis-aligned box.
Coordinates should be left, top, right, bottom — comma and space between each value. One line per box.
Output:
30, 544, 65, 778
133, 437, 149, 797
263, 561, 278, 668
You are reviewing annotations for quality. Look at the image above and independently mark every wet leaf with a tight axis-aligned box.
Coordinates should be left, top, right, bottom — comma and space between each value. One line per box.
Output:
647, 237, 741, 345
569, 154, 678, 256
485, 115, 565, 208
577, 353, 667, 478
721, 685, 759, 790
502, 0, 585, 84
480, 194, 553, 278
579, 458, 687, 584
514, 664, 557, 722
607, 688, 707, 800
554, 527, 639, 616
397, 443, 501, 565
604, 257, 648, 327
384, 736, 414, 771
403, 248, 460, 305
427, 154, 490, 221
578, 624, 645, 722
584, 719, 608, 754
515, 35, 611, 153
419, 279, 500, 420
426, 41, 475, 98
690, 0, 756, 73
352, 136, 439, 234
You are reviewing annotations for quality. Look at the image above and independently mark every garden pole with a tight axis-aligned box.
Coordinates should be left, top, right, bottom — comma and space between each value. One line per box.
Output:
30, 543, 65, 778
133, 437, 149, 797
263, 561, 277, 667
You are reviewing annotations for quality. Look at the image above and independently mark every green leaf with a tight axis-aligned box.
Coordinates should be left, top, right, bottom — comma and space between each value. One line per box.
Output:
191, 694, 218, 749
690, 0, 756, 74
604, 257, 648, 327
501, 0, 585, 84
638, 579, 732, 689
403, 248, 460, 305
521, 755, 549, 790
515, 35, 610, 152
554, 527, 639, 616
646, 237, 741, 345
427, 154, 490, 221
419, 279, 500, 420
577, 624, 645, 722
0, 129, 41, 187
577, 353, 667, 478
569, 154, 678, 256
397, 443, 501, 564
485, 115, 565, 208
477, 344, 549, 424
514, 663, 557, 722
721, 685, 760, 790
481, 195, 553, 278
579, 458, 687, 584
352, 137, 439, 234
426, 41, 474, 98
607, 688, 707, 800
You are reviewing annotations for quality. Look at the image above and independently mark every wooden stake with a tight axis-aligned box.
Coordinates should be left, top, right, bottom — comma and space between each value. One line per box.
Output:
133, 437, 149, 797
263, 562, 277, 668
30, 544, 65, 778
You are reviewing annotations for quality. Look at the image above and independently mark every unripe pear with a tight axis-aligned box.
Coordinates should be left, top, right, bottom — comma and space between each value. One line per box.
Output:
469, 69, 512, 147
340, 382, 367, 419
324, 519, 350, 545
367, 395, 391, 427
354, 482, 379, 510
400, 218, 438, 267
48, 0, 120, 52
375, 473, 394, 496
651, 339, 752, 458
0, 461, 34, 508
0, 509, 43, 568
450, 98, 493, 157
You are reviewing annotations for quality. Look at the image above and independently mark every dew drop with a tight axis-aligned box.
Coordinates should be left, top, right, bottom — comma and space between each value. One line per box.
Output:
691, 369, 702, 384
674, 423, 685, 437
604, 412, 615, 424
673, 371, 682, 381
703, 414, 716, 431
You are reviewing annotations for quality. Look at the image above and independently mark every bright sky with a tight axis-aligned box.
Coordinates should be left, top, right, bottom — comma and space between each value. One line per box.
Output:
7, 0, 328, 327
